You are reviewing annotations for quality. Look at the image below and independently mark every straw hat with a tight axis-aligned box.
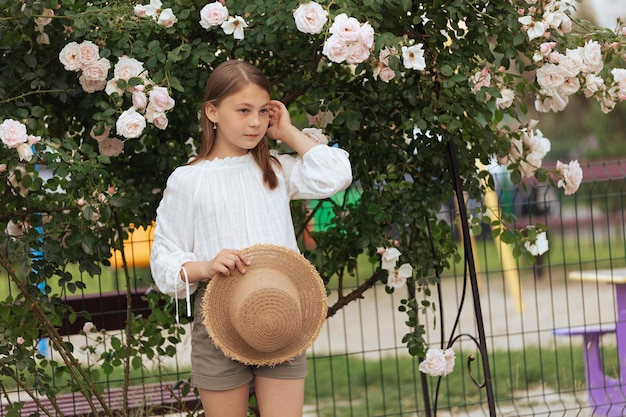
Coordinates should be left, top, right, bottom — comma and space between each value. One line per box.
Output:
202, 244, 328, 366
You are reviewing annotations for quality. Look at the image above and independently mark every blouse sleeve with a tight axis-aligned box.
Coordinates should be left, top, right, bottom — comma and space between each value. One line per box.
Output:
150, 167, 199, 299
277, 144, 352, 200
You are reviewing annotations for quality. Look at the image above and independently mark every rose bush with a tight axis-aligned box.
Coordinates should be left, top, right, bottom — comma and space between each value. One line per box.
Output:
1, 0, 626, 413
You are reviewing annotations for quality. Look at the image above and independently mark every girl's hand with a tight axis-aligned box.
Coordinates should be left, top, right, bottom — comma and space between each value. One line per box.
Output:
210, 249, 251, 277
267, 99, 318, 155
266, 100, 292, 142
180, 249, 251, 283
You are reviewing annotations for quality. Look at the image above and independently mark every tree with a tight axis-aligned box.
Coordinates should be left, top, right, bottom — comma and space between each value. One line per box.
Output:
1, 0, 624, 414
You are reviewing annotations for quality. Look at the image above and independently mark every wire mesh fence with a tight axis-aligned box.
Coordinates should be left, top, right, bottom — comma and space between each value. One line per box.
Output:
1, 159, 625, 416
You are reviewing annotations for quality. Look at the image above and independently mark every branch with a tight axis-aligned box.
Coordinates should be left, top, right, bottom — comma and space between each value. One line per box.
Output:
327, 269, 385, 317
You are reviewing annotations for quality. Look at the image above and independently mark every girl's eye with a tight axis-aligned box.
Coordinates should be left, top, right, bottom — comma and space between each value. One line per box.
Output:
239, 109, 249, 114
260, 108, 269, 114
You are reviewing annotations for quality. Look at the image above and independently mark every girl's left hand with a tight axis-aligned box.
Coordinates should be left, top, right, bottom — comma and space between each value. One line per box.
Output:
266, 100, 292, 142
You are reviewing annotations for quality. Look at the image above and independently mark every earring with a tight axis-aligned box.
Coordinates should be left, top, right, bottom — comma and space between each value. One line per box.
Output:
213, 122, 217, 130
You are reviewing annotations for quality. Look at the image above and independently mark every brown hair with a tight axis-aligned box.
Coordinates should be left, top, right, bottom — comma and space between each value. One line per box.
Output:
195, 60, 280, 189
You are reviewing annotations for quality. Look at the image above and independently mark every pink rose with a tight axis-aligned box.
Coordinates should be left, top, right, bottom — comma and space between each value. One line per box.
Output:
116, 108, 146, 139
0, 119, 28, 148
132, 90, 148, 111
0, 164, 7, 173
346, 42, 371, 65
322, 34, 349, 64
77, 41, 100, 66
199, 2, 229, 29
379, 67, 396, 83
148, 86, 175, 112
98, 137, 125, 157
90, 124, 110, 141
81, 57, 111, 82
27, 135, 40, 145
146, 108, 169, 130
79, 74, 107, 93
16, 336, 25, 345
293, 1, 328, 35
59, 42, 82, 71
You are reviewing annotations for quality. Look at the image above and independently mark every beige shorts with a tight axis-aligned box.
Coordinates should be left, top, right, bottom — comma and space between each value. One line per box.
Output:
190, 285, 308, 391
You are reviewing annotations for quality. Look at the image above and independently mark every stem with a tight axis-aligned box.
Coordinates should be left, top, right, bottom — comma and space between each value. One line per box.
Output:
0, 253, 115, 416
112, 209, 133, 417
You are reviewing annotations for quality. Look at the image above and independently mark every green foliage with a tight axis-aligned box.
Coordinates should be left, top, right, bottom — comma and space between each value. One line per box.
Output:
1, 0, 625, 414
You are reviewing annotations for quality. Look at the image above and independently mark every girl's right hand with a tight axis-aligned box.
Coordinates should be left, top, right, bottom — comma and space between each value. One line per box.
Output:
209, 249, 251, 277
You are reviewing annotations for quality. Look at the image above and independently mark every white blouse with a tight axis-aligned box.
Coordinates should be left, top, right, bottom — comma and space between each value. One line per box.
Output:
150, 144, 352, 304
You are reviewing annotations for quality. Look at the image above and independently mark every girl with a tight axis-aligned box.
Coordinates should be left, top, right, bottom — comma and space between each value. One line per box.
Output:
150, 60, 352, 417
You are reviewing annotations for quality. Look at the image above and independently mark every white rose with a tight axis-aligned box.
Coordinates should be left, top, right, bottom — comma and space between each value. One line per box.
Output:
444, 348, 455, 376
199, 2, 229, 29
79, 74, 107, 93
524, 231, 549, 256
221, 16, 248, 40
581, 40, 603, 74
495, 88, 515, 109
158, 8, 177, 28
524, 128, 551, 158
148, 86, 175, 112
322, 34, 349, 63
329, 13, 361, 43
59, 42, 82, 71
144, 0, 162, 18
0, 119, 28, 148
535, 63, 565, 92
77, 41, 100, 66
114, 56, 145, 81
559, 51, 583, 78
381, 247, 401, 270
134, 4, 147, 17
359, 22, 374, 49
105, 78, 123, 96
302, 127, 328, 145
558, 76, 580, 96
402, 44, 426, 71
81, 57, 111, 81
419, 348, 450, 377
346, 42, 370, 65
556, 160, 583, 195
116, 108, 146, 139
16, 142, 34, 162
293, 1, 328, 35
582, 74, 604, 98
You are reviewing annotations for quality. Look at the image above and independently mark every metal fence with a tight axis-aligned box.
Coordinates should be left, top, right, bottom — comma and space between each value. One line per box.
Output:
1, 159, 625, 417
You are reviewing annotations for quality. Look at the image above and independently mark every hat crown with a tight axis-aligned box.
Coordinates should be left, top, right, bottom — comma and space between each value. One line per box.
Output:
230, 270, 302, 353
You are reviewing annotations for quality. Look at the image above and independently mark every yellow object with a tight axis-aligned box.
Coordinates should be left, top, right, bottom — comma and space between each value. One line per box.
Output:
110, 224, 154, 268
478, 162, 525, 312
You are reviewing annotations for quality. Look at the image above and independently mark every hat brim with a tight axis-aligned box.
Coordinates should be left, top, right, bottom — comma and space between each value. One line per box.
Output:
202, 244, 328, 366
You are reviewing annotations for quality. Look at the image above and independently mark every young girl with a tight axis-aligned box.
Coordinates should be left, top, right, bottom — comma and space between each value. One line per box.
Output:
150, 60, 352, 417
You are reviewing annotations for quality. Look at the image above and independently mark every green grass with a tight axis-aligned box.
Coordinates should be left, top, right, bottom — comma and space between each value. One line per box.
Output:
305, 345, 618, 416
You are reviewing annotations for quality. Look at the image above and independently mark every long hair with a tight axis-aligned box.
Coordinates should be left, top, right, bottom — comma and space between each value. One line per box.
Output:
195, 60, 280, 189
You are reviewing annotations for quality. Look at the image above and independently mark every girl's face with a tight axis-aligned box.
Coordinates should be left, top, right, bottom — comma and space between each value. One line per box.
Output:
205, 83, 271, 159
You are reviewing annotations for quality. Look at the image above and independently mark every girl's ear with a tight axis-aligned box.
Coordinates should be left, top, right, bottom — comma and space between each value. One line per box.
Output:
204, 102, 217, 123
